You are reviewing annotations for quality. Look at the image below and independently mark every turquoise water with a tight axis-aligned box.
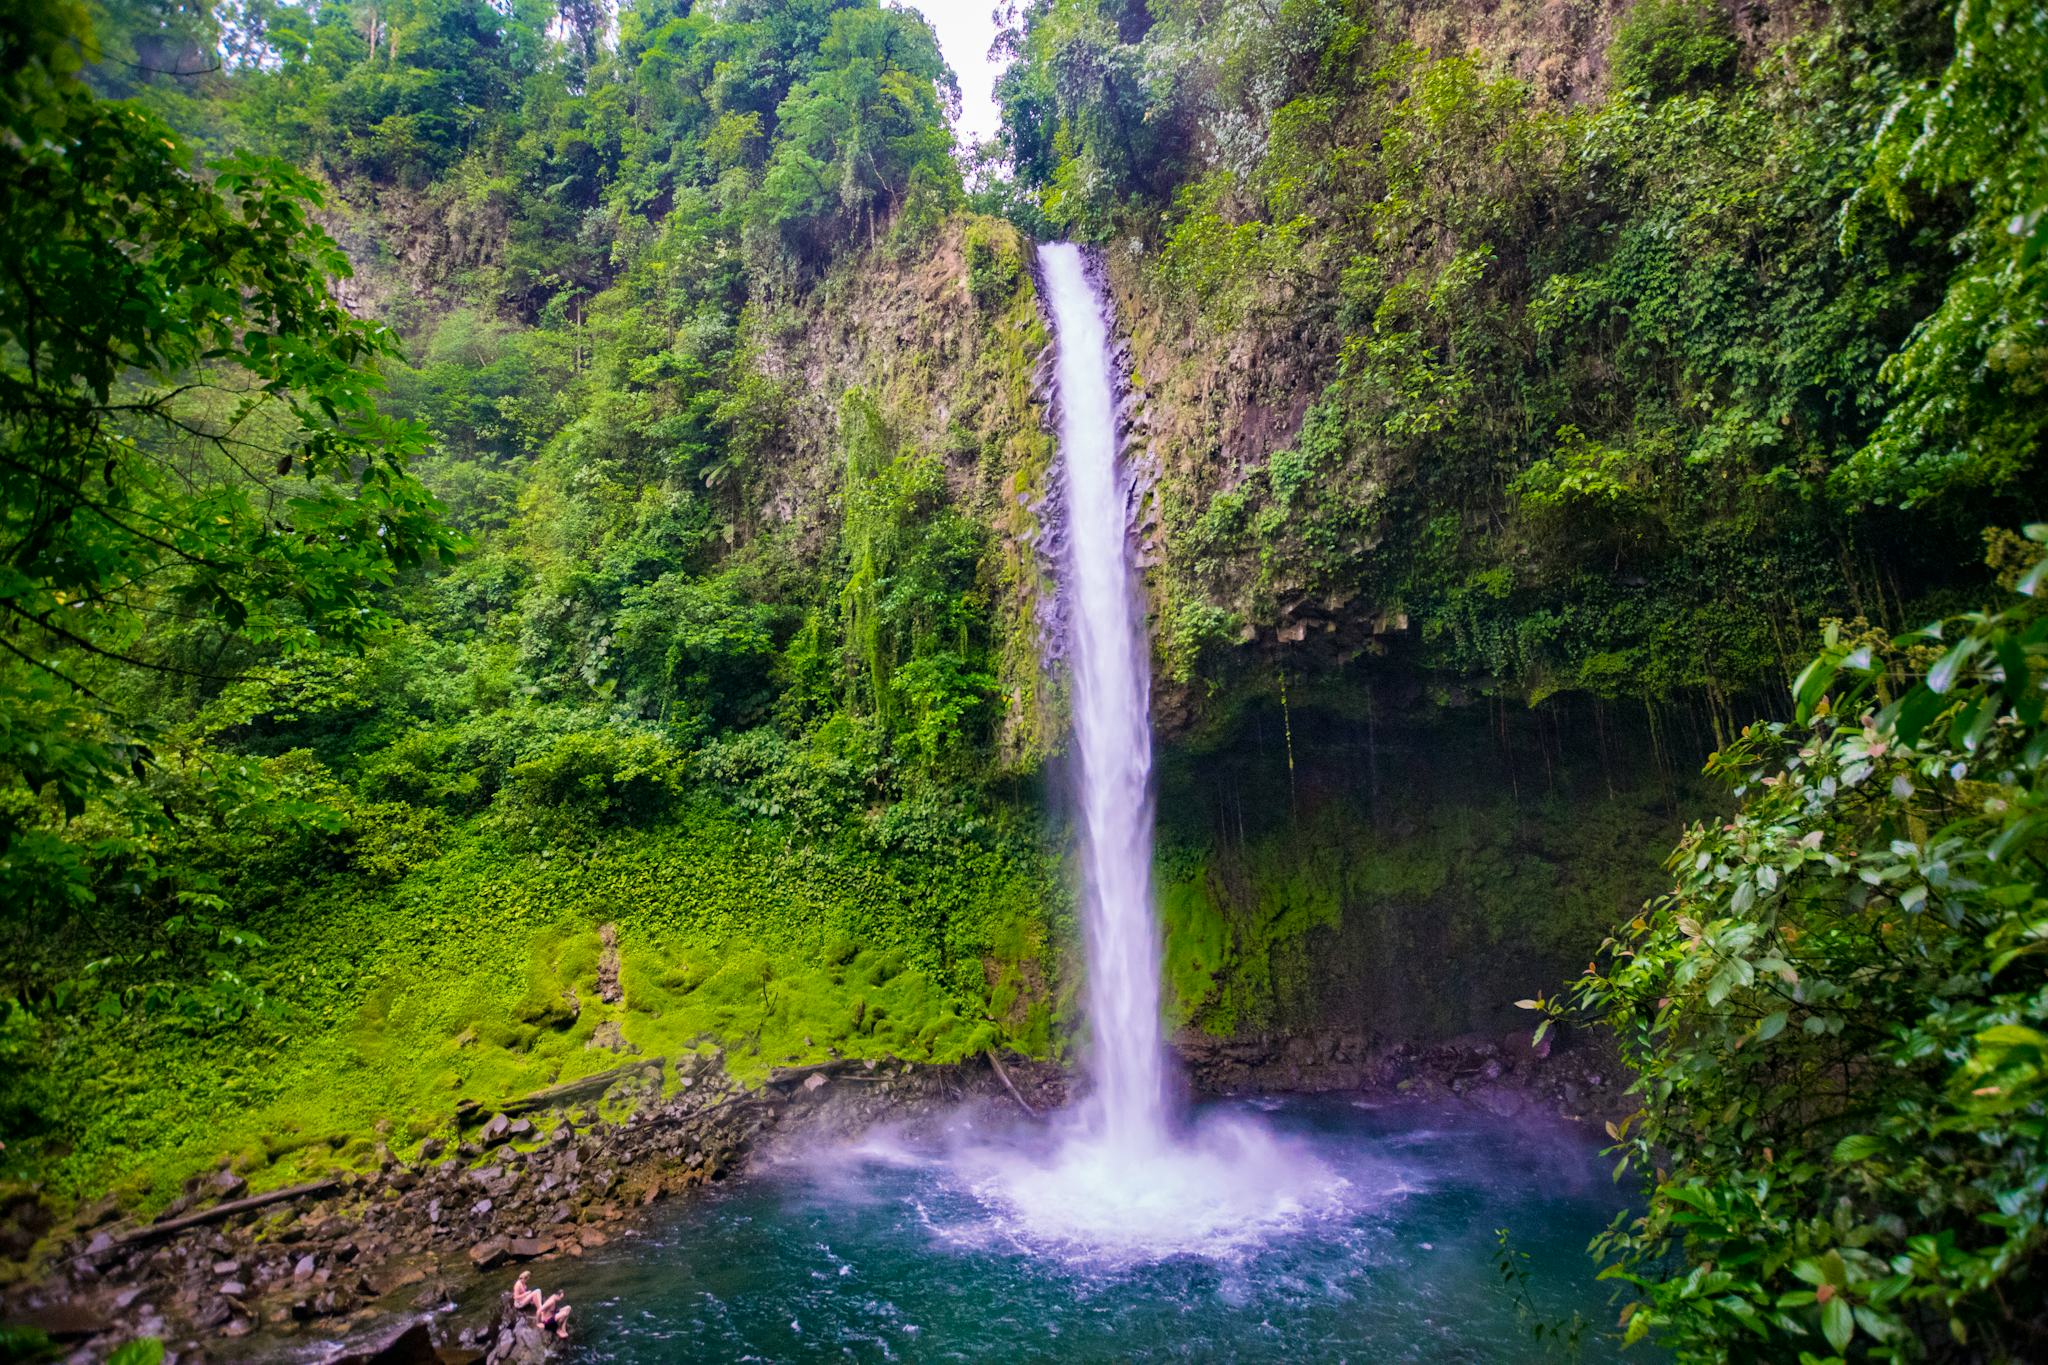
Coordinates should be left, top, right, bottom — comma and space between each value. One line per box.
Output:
546, 1096, 1628, 1362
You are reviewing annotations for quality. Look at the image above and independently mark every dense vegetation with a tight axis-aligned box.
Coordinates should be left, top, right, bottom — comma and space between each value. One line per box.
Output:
999, 0, 2042, 716
990, 0, 2047, 1355
2, 0, 1059, 1211
0, 0, 2042, 1359
1538, 538, 2048, 1361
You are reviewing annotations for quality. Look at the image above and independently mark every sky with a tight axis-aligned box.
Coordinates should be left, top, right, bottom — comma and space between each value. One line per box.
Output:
904, 2, 1006, 149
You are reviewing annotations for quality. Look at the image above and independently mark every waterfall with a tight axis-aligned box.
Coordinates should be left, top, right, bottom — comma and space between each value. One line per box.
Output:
944, 243, 1335, 1261
1038, 242, 1167, 1153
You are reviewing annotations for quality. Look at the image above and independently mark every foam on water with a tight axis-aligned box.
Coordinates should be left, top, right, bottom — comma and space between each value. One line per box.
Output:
948, 1110, 1351, 1264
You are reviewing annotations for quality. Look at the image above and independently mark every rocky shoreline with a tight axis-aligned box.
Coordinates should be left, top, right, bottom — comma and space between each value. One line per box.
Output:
1176, 1022, 1634, 1125
1, 1026, 1620, 1362
1, 1050, 1068, 1364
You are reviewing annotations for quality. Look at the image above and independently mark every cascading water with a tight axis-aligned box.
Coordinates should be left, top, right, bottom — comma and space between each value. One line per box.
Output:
925, 245, 1346, 1260
1036, 241, 1167, 1153
478, 249, 1636, 1359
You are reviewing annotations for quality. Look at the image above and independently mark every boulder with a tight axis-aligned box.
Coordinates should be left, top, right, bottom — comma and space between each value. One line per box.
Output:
9, 1301, 105, 1341
330, 1319, 441, 1365
482, 1292, 561, 1365
77, 1195, 122, 1229
468, 1238, 511, 1270
366, 1262, 429, 1297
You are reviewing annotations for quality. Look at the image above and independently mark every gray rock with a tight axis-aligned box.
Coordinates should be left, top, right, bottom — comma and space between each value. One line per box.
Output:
468, 1237, 511, 1270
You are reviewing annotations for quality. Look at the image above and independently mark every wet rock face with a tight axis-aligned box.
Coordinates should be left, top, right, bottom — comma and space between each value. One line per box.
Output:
3, 1050, 1062, 1361
1173, 1024, 1630, 1122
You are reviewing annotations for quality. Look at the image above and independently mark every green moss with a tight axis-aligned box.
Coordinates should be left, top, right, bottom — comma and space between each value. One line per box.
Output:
1154, 700, 1682, 1041
29, 800, 1061, 1207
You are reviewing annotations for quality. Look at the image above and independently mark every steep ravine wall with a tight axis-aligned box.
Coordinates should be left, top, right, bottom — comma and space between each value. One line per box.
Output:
772, 219, 1698, 1065
1153, 692, 1694, 1048
752, 216, 1066, 770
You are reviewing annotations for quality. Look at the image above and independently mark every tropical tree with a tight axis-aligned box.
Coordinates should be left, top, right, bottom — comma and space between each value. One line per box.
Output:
0, 2, 457, 925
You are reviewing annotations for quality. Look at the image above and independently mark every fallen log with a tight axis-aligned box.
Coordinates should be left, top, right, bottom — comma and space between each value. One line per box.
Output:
105, 1177, 344, 1250
985, 1049, 1039, 1117
465, 1057, 668, 1122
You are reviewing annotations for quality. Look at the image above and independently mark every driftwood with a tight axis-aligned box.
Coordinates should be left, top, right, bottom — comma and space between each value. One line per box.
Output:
106, 1177, 344, 1250
985, 1049, 1039, 1117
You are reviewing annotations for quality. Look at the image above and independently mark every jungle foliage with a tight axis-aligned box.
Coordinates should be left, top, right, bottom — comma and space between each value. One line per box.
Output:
0, 0, 1040, 1205
0, 0, 458, 1017
994, 0, 2045, 1356
996, 0, 2046, 714
0, 0, 2041, 1357
1533, 532, 2048, 1361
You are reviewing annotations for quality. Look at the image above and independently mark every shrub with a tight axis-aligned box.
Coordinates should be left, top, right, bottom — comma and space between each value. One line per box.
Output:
1609, 0, 1740, 99
1541, 528, 2048, 1359
965, 217, 1024, 308
501, 728, 683, 833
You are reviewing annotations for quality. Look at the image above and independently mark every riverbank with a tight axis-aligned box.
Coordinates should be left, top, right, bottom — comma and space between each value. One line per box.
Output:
0, 1050, 1066, 1363
0, 1028, 1618, 1362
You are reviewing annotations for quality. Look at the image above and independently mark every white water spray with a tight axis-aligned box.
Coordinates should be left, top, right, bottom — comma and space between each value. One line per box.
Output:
1037, 242, 1168, 1152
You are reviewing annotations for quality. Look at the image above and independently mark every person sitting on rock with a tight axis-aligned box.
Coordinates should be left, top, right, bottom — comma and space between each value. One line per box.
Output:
511, 1271, 540, 1311
536, 1292, 573, 1338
